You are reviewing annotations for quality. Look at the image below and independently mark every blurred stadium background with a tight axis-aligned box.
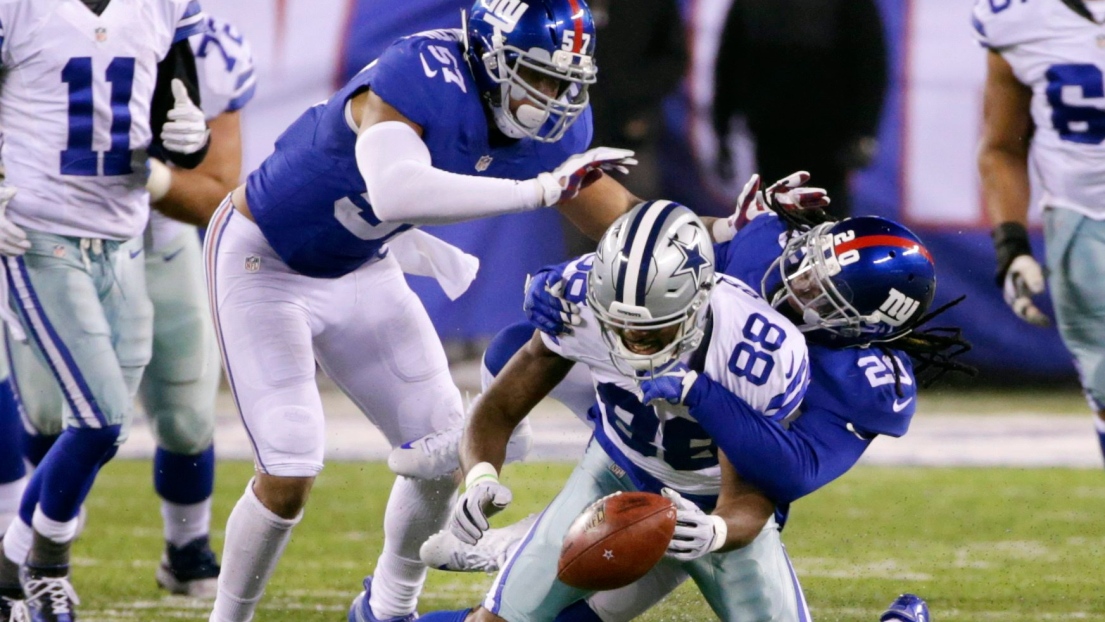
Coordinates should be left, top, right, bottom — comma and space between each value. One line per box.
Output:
80, 0, 1105, 620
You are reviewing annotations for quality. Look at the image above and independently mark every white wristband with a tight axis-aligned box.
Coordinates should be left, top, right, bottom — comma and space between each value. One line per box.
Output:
146, 159, 172, 203
708, 514, 728, 553
464, 462, 499, 490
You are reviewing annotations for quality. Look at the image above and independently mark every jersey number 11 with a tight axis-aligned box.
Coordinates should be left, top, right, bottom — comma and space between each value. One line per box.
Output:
61, 56, 135, 177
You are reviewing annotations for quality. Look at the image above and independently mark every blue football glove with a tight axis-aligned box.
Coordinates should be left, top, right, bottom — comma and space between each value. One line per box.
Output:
523, 267, 580, 336
640, 362, 699, 405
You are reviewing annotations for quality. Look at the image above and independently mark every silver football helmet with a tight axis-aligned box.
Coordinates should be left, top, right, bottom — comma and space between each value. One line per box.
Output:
587, 200, 715, 376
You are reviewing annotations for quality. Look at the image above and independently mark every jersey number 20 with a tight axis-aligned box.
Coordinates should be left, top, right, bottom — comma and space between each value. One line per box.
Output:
61, 57, 135, 176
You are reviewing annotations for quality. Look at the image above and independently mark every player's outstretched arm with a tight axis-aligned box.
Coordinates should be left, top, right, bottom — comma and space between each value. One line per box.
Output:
646, 369, 869, 504
460, 331, 575, 475
663, 451, 774, 561
451, 331, 574, 544
712, 450, 775, 551
557, 174, 640, 241
149, 110, 242, 227
353, 90, 637, 227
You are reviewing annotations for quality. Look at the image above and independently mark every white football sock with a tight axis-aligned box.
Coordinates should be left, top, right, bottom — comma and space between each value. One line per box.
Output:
0, 476, 27, 534
369, 476, 456, 619
3, 517, 32, 565
31, 507, 78, 544
162, 498, 212, 547
209, 480, 300, 622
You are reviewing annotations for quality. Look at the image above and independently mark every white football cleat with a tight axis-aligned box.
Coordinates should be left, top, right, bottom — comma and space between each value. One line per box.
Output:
420, 513, 538, 573
388, 417, 533, 480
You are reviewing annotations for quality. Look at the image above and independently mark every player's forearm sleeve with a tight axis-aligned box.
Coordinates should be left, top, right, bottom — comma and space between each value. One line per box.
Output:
685, 375, 870, 504
357, 121, 544, 225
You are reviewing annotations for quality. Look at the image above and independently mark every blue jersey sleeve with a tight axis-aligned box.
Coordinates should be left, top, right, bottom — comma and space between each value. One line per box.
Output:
807, 346, 917, 438
368, 33, 469, 129
684, 374, 870, 505
717, 215, 789, 287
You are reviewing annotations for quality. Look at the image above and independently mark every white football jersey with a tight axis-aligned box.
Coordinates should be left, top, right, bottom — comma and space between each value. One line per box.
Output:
974, 0, 1105, 218
0, 0, 206, 240
146, 14, 256, 253
543, 255, 810, 497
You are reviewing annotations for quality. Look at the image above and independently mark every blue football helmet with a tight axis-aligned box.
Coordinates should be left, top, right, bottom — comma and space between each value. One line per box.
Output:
762, 216, 936, 347
464, 0, 597, 142
880, 593, 930, 622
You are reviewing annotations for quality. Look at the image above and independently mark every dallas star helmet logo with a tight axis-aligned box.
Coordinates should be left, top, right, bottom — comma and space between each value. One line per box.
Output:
671, 236, 711, 288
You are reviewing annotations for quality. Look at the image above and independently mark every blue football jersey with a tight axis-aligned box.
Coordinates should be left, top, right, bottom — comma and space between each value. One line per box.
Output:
245, 29, 592, 278
716, 215, 917, 437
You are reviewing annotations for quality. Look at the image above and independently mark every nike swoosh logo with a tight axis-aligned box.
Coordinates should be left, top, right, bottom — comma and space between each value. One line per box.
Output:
129, 249, 142, 259
420, 53, 438, 78
163, 248, 184, 262
892, 397, 914, 413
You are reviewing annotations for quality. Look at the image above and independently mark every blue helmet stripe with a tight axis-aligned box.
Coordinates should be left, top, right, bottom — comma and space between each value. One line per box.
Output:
634, 202, 680, 305
614, 201, 656, 304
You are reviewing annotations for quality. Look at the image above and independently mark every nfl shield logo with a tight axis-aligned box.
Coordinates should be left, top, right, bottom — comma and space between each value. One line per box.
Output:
244, 255, 260, 273
475, 155, 493, 172
95, 27, 107, 42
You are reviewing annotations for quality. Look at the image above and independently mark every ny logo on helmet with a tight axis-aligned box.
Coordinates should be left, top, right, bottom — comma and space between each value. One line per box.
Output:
481, 0, 528, 33
876, 288, 919, 327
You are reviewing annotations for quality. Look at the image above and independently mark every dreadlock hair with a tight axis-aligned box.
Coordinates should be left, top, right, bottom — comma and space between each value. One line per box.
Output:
878, 295, 977, 396
762, 195, 977, 395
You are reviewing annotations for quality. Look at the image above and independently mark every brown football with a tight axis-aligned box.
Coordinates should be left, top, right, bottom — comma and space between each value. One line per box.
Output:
557, 491, 677, 591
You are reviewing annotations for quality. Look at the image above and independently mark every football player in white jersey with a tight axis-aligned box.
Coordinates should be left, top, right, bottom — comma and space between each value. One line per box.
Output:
0, 1, 212, 620
419, 200, 812, 622
975, 0, 1105, 465
4, 12, 255, 599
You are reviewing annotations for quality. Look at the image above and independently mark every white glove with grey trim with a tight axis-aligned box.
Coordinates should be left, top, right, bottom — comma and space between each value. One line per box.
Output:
662, 487, 727, 561
161, 79, 210, 154
450, 462, 513, 545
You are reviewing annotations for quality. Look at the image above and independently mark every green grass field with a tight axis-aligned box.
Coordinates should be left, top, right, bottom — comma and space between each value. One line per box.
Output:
74, 459, 1105, 621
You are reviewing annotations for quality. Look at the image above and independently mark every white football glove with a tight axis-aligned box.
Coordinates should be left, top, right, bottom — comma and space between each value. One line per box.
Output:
712, 171, 830, 242
0, 187, 30, 256
161, 79, 210, 155
662, 487, 727, 561
450, 462, 513, 545
536, 147, 637, 206
1002, 254, 1050, 327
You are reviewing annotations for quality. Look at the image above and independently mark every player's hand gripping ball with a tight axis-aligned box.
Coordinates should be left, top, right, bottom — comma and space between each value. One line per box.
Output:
557, 491, 676, 591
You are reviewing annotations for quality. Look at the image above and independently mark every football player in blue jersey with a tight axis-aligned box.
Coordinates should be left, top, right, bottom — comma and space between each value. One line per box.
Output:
413, 175, 972, 622
200, 1, 657, 621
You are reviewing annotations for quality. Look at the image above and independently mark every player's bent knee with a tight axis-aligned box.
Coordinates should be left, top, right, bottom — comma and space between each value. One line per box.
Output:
254, 472, 315, 519
153, 408, 216, 456
251, 403, 325, 476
